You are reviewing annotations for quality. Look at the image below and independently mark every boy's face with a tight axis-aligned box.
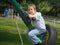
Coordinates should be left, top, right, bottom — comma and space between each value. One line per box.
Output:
28, 6, 36, 15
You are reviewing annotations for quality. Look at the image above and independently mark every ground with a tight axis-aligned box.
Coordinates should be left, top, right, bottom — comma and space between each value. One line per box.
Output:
0, 17, 60, 45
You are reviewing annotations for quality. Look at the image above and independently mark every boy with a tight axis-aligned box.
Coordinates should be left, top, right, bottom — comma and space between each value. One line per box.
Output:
24, 4, 46, 45
4, 8, 9, 17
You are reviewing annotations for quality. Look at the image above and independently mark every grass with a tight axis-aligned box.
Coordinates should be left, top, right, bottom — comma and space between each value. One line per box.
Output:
0, 17, 31, 45
0, 17, 60, 45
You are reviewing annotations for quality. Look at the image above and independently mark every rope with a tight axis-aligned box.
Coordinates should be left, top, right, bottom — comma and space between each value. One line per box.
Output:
14, 18, 24, 45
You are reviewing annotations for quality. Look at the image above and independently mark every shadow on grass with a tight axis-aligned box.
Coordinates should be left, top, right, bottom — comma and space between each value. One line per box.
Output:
0, 31, 20, 42
0, 31, 32, 45
0, 31, 60, 45
56, 38, 60, 45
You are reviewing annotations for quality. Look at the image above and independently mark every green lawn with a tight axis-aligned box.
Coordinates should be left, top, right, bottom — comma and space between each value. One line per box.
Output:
0, 17, 60, 45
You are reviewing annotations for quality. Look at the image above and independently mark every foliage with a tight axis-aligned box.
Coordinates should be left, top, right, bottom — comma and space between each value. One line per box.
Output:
37, 1, 52, 13
20, 0, 28, 10
0, 0, 60, 17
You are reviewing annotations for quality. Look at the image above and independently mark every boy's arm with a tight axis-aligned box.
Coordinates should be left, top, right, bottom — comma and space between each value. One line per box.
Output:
28, 14, 36, 21
28, 14, 39, 21
28, 14, 35, 19
28, 12, 42, 21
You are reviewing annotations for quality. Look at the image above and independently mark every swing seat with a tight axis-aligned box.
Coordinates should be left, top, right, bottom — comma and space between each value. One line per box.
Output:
37, 32, 46, 40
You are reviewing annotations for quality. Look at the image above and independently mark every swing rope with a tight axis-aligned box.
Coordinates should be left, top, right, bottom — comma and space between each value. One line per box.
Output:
14, 18, 24, 45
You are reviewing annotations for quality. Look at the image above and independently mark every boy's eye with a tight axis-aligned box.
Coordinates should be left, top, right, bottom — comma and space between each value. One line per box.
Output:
28, 8, 33, 11
31, 9, 32, 10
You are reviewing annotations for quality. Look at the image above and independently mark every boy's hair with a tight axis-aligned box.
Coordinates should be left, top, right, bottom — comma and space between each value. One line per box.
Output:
28, 4, 36, 10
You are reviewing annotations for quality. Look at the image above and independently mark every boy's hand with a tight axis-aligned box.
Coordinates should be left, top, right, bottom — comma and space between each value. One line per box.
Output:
28, 14, 35, 18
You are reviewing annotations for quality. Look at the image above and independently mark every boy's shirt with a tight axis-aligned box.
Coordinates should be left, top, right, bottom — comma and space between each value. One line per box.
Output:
4, 9, 8, 16
32, 12, 46, 30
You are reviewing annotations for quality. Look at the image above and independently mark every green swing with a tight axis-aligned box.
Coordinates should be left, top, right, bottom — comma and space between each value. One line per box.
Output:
10, 0, 46, 40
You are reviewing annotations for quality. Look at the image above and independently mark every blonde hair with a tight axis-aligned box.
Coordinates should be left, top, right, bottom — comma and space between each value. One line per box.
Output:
28, 4, 36, 10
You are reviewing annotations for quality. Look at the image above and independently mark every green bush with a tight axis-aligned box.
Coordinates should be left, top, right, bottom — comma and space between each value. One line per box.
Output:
20, 0, 28, 11
37, 1, 52, 13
